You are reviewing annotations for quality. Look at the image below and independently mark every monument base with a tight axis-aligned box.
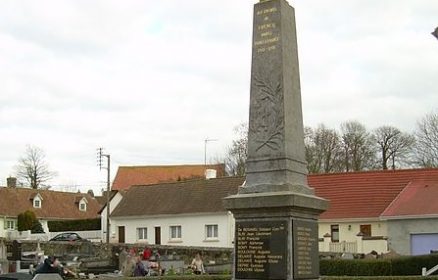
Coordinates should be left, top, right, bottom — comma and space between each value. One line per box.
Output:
224, 191, 328, 280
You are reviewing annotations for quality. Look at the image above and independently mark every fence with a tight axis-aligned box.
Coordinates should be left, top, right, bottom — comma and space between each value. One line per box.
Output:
329, 241, 358, 253
319, 234, 388, 254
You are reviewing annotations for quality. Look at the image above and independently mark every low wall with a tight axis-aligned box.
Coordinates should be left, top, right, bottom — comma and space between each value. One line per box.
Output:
5, 241, 232, 269
6, 230, 102, 242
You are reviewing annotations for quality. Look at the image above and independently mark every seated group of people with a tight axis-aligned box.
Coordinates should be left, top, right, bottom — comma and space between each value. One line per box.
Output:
125, 248, 205, 277
32, 256, 75, 278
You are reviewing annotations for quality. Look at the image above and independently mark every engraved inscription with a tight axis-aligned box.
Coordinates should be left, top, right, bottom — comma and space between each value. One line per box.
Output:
254, 5, 280, 53
236, 221, 287, 279
293, 221, 319, 279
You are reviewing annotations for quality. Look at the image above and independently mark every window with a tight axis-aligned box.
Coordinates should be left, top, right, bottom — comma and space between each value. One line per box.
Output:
6, 220, 15, 230
206, 225, 218, 239
34, 199, 41, 208
360, 224, 372, 237
170, 225, 182, 239
331, 224, 339, 242
79, 202, 87, 211
137, 228, 148, 240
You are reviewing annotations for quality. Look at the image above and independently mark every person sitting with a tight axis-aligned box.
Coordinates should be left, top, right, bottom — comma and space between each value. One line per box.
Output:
190, 253, 205, 275
133, 256, 147, 277
34, 256, 67, 277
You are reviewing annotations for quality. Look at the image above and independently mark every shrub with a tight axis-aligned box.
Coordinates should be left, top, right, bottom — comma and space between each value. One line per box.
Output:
48, 218, 101, 232
320, 254, 438, 276
17, 210, 42, 232
31, 221, 45, 233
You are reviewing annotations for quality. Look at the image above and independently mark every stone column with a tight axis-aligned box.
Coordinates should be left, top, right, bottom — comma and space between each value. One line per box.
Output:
223, 1, 328, 279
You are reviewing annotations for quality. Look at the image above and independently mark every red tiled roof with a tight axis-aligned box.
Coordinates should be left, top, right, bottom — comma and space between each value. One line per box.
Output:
0, 187, 101, 220
111, 168, 438, 220
381, 180, 438, 218
111, 164, 226, 191
111, 176, 244, 217
309, 168, 438, 220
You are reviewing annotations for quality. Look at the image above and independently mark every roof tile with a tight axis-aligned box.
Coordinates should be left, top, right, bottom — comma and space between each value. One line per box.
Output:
111, 168, 438, 220
0, 187, 101, 220
112, 164, 226, 191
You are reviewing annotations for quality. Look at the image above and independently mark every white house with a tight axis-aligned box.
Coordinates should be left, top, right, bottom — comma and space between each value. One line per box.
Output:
109, 177, 243, 247
107, 168, 438, 255
100, 191, 125, 241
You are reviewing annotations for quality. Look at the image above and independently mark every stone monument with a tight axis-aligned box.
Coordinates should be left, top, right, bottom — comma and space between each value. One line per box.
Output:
223, 1, 329, 279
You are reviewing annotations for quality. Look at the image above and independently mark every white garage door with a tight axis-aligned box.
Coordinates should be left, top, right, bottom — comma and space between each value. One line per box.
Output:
411, 233, 438, 255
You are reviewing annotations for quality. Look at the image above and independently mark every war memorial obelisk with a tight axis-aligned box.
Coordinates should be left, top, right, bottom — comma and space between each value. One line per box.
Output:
223, 1, 329, 279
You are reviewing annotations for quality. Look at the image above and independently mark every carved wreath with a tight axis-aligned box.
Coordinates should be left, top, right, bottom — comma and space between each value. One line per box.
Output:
250, 74, 284, 153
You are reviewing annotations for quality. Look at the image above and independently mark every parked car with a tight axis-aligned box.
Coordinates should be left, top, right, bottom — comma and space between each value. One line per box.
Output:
49, 232, 88, 242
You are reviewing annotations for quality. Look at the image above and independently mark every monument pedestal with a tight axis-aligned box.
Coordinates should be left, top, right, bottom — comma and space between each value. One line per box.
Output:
224, 192, 328, 280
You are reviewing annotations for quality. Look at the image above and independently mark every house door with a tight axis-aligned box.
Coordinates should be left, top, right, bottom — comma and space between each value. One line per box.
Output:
155, 227, 161, 245
360, 225, 372, 237
118, 226, 125, 243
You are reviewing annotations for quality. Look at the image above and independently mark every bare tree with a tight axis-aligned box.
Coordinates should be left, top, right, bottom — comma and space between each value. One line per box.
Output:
15, 145, 56, 189
373, 126, 415, 170
225, 123, 248, 176
305, 124, 343, 174
415, 111, 438, 167
340, 121, 376, 172
304, 126, 320, 174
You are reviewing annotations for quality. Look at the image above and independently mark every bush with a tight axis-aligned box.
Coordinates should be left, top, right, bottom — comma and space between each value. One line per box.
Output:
17, 210, 42, 232
391, 255, 438, 276
321, 276, 438, 280
31, 221, 45, 233
96, 276, 438, 280
48, 218, 101, 232
320, 254, 438, 276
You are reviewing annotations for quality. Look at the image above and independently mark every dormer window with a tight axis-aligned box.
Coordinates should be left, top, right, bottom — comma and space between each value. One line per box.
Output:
78, 197, 88, 212
33, 194, 43, 208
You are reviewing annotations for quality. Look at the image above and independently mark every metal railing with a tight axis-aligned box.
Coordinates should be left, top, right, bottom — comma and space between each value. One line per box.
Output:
329, 241, 357, 253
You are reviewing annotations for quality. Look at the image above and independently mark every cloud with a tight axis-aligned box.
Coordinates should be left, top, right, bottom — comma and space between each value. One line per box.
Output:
0, 0, 437, 191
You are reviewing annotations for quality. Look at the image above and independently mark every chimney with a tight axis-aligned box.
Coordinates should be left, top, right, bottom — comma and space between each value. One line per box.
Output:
205, 169, 217, 180
7, 177, 17, 188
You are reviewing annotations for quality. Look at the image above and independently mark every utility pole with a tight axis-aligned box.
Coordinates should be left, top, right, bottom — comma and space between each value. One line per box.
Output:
97, 148, 111, 245
204, 138, 218, 170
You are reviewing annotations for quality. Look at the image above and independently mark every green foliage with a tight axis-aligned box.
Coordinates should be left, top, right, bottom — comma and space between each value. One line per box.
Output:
391, 255, 438, 276
134, 276, 231, 280
31, 221, 45, 233
95, 276, 438, 280
320, 254, 438, 276
322, 277, 438, 280
320, 259, 391, 276
17, 210, 40, 232
48, 218, 101, 232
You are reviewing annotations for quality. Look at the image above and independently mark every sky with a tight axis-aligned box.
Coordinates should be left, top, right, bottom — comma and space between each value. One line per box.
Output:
0, 0, 437, 194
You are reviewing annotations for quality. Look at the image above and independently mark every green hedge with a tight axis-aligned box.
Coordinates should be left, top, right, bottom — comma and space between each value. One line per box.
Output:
48, 218, 101, 232
320, 254, 438, 276
98, 276, 438, 280
99, 276, 231, 280
321, 276, 438, 280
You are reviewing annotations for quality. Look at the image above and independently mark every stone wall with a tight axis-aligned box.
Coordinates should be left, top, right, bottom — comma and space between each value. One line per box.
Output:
5, 240, 232, 267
